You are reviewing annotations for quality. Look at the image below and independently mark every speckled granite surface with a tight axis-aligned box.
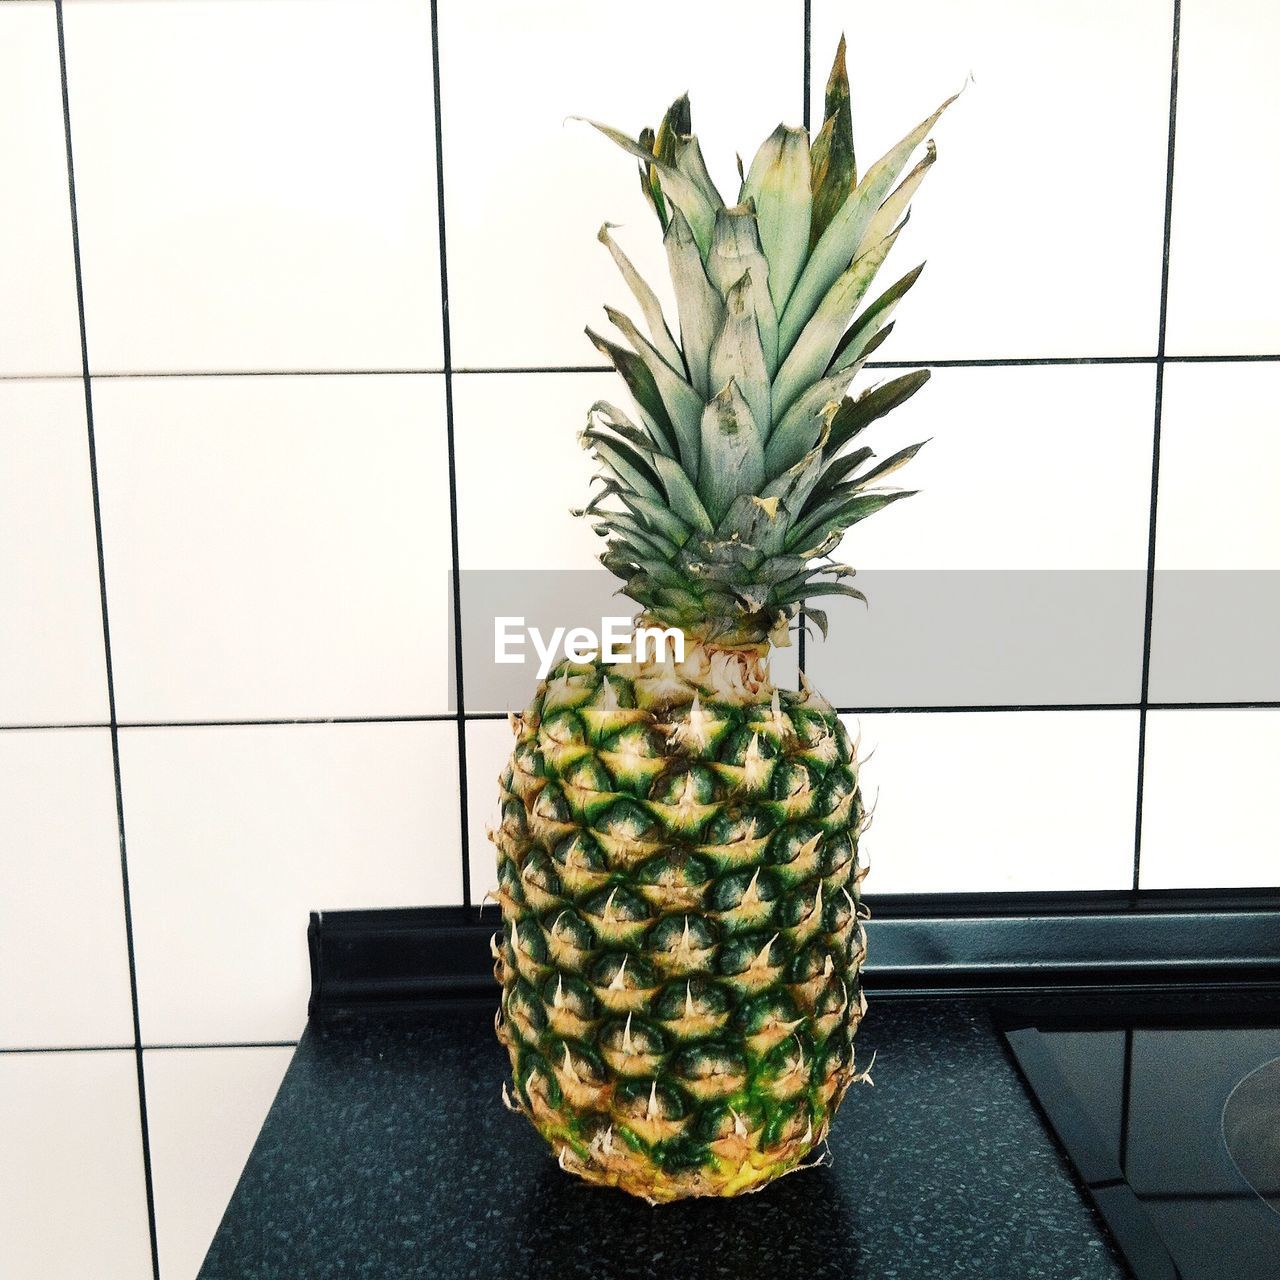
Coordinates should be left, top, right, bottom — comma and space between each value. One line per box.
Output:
199, 998, 1126, 1280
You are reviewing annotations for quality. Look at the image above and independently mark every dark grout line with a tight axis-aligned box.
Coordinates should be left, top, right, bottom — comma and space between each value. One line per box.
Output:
1133, 0, 1182, 901
0, 716, 456, 732
0, 721, 110, 732
143, 1040, 300, 1052
1149, 700, 1280, 711
867, 355, 1153, 368
0, 1043, 136, 1056
839, 701, 1279, 716
836, 702, 1142, 715
4, 355, 1280, 385
428, 0, 472, 909
1165, 352, 1280, 363
454, 364, 612, 375
1, 1041, 298, 1056
0, 368, 447, 380
2, 700, 1276, 736
53, 6, 160, 1277
117, 714, 460, 729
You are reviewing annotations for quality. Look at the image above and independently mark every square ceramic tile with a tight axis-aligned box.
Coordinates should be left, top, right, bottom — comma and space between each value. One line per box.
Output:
92, 374, 454, 721
121, 720, 463, 1043
848, 710, 1139, 893
1139, 709, 1280, 889
802, 566, 1147, 709
0, 380, 109, 725
0, 1050, 152, 1279
811, 0, 1171, 359
0, 729, 134, 1049
1153, 364, 1280, 571
1166, 0, 1280, 354
146, 1046, 294, 1280
0, 1, 82, 376
61, 0, 442, 373
828, 365, 1155, 571
802, 365, 1153, 706
1149, 363, 1280, 702
453, 372, 613, 572
439, 0, 802, 368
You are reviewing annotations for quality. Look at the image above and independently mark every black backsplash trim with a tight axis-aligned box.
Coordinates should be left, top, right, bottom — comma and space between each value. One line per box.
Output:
308, 891, 1280, 1016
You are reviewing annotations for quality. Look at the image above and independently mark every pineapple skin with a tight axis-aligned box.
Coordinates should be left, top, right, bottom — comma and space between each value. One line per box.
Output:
492, 643, 869, 1202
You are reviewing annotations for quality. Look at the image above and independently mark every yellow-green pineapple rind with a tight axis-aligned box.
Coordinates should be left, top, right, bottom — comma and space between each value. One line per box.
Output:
492, 652, 870, 1202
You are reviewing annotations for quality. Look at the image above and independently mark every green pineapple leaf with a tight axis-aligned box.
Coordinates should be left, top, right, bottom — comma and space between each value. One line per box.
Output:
579, 116, 717, 254
825, 370, 930, 456
741, 124, 812, 314
672, 133, 725, 212
602, 308, 704, 471
706, 206, 779, 374
804, 445, 875, 505
781, 90, 957, 352
585, 328, 679, 456
772, 224, 904, 418
844, 438, 929, 489
662, 205, 724, 399
708, 274, 771, 439
831, 263, 925, 373
788, 488, 917, 552
597, 224, 684, 374
857, 140, 935, 258
809, 35, 857, 248
696, 379, 766, 524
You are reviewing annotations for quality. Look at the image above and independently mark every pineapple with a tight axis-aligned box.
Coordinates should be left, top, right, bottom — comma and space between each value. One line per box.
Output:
492, 40, 954, 1202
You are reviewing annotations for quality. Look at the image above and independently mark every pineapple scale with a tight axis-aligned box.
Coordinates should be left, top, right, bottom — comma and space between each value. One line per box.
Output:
492, 644, 870, 1202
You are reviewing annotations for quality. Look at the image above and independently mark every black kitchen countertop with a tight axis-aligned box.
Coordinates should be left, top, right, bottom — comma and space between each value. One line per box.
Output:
198, 996, 1126, 1279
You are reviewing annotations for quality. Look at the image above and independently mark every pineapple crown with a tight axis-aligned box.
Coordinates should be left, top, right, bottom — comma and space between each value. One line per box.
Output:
576, 38, 957, 648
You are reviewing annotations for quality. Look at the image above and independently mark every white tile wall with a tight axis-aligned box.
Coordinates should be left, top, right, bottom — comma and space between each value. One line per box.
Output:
808, 364, 1154, 709
0, 381, 109, 724
1152, 363, 1280, 571
453, 372, 613, 571
810, 0, 1173, 361
0, 1050, 153, 1280
1147, 362, 1280, 702
92, 374, 455, 722
849, 711, 1140, 892
119, 720, 462, 1043
1165, 0, 1280, 355
3, 0, 1279, 1271
61, 0, 443, 374
0, 729, 134, 1050
1139, 709, 1280, 889
146, 1046, 294, 1280
438, 0, 803, 369
830, 365, 1156, 571
0, 1, 82, 377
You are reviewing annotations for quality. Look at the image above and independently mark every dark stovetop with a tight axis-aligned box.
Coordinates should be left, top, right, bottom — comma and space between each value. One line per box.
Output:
1000, 990, 1280, 1280
198, 997, 1126, 1280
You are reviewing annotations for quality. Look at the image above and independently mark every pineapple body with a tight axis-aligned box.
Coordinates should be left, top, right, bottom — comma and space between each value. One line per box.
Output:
493, 643, 868, 1202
